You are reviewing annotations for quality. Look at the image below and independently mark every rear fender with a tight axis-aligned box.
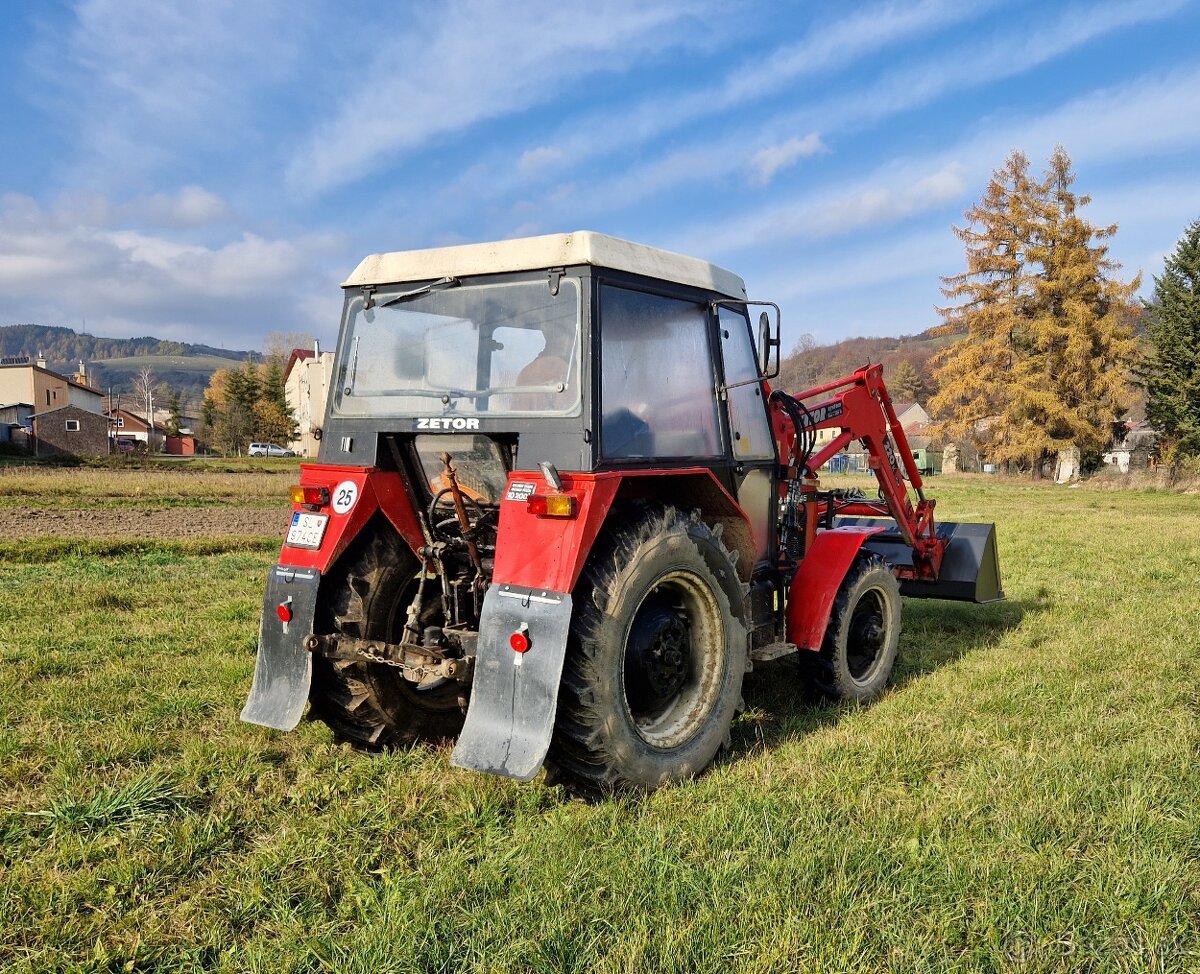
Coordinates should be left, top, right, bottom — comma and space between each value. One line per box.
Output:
276, 464, 424, 574
459, 467, 754, 781
489, 467, 755, 593
786, 526, 886, 651
242, 465, 424, 732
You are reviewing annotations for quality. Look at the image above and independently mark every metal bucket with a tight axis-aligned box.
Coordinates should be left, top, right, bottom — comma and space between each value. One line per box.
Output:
837, 518, 1004, 603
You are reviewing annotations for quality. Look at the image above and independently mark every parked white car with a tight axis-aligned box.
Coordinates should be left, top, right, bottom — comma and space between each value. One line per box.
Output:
248, 442, 295, 457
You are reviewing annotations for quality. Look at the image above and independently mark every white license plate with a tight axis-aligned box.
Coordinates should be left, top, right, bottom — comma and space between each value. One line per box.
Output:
286, 512, 328, 549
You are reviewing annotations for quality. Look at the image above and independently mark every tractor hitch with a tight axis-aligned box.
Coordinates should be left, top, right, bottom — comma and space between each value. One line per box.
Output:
304, 633, 476, 684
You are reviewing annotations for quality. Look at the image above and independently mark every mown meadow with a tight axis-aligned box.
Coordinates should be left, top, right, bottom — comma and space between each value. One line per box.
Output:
0, 470, 1197, 972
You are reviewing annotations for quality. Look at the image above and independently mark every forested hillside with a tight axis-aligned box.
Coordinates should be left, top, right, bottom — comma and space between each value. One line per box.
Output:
777, 326, 955, 402
0, 324, 259, 399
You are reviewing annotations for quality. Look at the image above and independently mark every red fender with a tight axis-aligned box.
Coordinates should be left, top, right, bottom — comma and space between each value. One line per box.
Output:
786, 525, 887, 651
274, 465, 424, 573
491, 468, 753, 593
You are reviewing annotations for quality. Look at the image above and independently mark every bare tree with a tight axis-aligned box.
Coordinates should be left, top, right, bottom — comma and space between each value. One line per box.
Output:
133, 366, 157, 449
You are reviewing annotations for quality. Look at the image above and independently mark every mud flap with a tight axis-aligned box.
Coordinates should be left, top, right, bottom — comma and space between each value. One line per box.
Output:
451, 584, 573, 782
240, 566, 322, 731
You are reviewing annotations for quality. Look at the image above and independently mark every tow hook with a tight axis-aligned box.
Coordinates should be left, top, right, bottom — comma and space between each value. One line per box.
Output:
303, 634, 474, 684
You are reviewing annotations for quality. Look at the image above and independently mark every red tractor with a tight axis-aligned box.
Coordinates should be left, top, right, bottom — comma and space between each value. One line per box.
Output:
242, 232, 1002, 792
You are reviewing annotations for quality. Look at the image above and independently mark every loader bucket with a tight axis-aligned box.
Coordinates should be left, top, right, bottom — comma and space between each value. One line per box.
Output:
838, 518, 1004, 603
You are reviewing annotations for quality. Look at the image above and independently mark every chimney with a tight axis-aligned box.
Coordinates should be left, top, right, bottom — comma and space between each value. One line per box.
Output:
36, 351, 46, 369
313, 339, 320, 356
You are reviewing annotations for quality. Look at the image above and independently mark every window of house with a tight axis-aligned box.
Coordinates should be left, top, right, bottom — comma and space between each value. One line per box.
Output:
46, 389, 51, 406
599, 286, 720, 459
116, 417, 124, 428
65, 419, 80, 432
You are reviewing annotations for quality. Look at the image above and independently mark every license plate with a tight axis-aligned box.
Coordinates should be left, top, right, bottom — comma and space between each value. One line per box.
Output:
286, 512, 328, 549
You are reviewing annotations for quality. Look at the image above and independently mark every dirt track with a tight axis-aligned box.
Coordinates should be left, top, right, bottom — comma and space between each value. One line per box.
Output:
1, 506, 287, 539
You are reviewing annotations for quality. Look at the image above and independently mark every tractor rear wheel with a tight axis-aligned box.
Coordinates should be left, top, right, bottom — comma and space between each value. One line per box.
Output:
547, 507, 747, 794
308, 530, 464, 748
811, 552, 902, 702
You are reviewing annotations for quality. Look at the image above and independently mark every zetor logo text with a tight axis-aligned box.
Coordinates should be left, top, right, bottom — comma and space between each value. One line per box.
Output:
416, 417, 480, 430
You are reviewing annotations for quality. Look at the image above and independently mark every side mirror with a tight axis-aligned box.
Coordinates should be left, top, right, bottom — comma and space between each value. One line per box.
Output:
757, 309, 780, 378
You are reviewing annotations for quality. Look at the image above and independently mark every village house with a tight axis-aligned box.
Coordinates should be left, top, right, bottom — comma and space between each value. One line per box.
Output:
32, 404, 110, 457
0, 355, 103, 416
0, 356, 107, 456
285, 342, 334, 457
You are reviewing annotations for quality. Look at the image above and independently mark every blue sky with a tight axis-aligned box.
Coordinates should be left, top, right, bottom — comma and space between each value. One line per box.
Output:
1, 0, 1198, 354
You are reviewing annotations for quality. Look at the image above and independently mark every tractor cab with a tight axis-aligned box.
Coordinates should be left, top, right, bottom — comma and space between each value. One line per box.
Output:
318, 232, 780, 561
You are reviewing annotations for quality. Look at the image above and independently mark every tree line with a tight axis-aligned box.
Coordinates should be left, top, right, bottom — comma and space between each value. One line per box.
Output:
198, 358, 298, 455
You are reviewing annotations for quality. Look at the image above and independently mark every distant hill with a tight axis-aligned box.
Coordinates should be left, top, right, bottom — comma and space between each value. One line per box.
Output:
778, 326, 957, 401
0, 324, 260, 401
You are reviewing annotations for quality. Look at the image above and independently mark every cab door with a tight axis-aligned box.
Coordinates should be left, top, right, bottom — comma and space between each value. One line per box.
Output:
716, 306, 778, 565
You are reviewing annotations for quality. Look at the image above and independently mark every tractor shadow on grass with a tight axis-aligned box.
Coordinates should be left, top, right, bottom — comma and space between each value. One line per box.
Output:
734, 593, 1036, 755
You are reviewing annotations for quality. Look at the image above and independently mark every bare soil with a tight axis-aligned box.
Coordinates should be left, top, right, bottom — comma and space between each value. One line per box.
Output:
1, 506, 287, 539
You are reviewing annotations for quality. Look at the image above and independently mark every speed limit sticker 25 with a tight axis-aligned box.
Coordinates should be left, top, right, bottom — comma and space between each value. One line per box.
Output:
332, 481, 359, 515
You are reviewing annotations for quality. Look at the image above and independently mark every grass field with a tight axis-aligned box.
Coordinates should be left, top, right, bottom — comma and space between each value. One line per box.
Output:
1, 473, 1197, 972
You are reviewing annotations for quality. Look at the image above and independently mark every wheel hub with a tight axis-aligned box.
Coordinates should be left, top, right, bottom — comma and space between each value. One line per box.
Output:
847, 593, 886, 679
624, 598, 691, 717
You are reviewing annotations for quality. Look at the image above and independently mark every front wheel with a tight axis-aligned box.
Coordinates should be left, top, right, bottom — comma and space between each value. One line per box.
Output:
811, 552, 902, 702
547, 507, 747, 794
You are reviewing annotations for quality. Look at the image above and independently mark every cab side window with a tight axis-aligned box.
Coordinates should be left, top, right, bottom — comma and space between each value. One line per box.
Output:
718, 307, 776, 460
600, 286, 721, 459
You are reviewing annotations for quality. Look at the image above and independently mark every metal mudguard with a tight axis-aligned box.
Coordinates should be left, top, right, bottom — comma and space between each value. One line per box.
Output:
240, 565, 322, 731
451, 584, 573, 782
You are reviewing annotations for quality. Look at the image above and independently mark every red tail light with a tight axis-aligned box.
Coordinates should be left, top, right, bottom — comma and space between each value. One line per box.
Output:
510, 624, 531, 653
290, 485, 330, 507
527, 494, 577, 518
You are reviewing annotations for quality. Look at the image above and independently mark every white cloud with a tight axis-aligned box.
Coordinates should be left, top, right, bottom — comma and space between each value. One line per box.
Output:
0, 193, 342, 345
748, 134, 827, 185
431, 0, 1183, 235
673, 65, 1200, 260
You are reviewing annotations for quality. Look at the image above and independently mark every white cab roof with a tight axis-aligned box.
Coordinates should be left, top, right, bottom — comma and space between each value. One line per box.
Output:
342, 231, 746, 299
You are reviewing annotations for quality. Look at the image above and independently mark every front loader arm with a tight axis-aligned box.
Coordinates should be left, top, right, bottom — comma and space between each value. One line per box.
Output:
774, 364, 944, 582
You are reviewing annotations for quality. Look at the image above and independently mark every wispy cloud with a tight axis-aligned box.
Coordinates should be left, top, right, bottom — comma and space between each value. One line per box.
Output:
676, 65, 1200, 261
748, 134, 827, 186
37, 0, 306, 192
444, 0, 988, 209
285, 0, 711, 197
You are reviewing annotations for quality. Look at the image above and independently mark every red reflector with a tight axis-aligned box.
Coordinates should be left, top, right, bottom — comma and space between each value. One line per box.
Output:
276, 601, 293, 624
527, 493, 576, 518
510, 627, 530, 653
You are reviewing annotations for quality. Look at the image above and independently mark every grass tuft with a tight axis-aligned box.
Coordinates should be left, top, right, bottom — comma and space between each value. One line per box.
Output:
27, 769, 188, 833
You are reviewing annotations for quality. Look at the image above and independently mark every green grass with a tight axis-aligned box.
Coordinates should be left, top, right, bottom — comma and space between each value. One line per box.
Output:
1, 479, 1198, 971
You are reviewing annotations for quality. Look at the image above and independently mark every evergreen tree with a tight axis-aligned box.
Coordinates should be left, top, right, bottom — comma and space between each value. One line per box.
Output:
165, 391, 183, 437
1142, 217, 1200, 459
930, 148, 1139, 474
889, 359, 924, 402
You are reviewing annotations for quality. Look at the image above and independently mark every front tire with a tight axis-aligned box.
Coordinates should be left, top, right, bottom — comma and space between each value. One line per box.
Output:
547, 507, 748, 794
811, 552, 902, 702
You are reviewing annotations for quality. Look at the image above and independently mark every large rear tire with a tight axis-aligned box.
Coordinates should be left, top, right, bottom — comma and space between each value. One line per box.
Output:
809, 552, 902, 702
547, 507, 747, 794
308, 529, 464, 748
